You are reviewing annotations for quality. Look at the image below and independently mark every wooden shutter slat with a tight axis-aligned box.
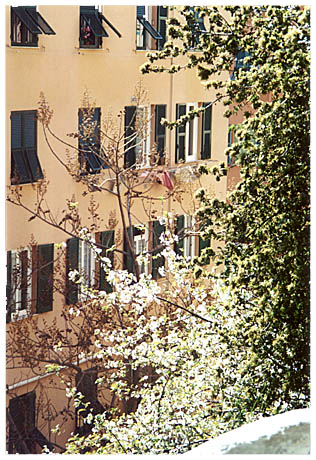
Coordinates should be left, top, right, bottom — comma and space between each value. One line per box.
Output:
124, 106, 137, 168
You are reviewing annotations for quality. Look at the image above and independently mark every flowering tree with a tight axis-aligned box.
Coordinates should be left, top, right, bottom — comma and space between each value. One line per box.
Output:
63, 5, 310, 454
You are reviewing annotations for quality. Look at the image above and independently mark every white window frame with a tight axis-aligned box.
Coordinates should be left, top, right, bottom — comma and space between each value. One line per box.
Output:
134, 226, 149, 275
183, 215, 196, 259
10, 249, 32, 321
185, 103, 198, 162
135, 106, 151, 169
78, 239, 96, 300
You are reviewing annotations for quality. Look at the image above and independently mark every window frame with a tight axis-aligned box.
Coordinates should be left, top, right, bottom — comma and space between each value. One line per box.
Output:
133, 225, 149, 275
78, 238, 96, 300
175, 215, 196, 259
201, 102, 212, 160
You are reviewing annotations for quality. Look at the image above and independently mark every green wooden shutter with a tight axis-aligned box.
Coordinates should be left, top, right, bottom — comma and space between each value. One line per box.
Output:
66, 238, 79, 305
175, 215, 185, 255
124, 106, 137, 168
124, 226, 135, 274
9, 391, 36, 454
175, 104, 186, 163
36, 244, 54, 313
201, 103, 212, 159
155, 104, 166, 165
6, 251, 12, 323
157, 6, 168, 50
152, 220, 165, 279
11, 112, 31, 184
99, 230, 114, 292
199, 236, 211, 265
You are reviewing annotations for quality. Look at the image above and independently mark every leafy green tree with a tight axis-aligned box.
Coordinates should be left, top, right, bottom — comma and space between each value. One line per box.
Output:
142, 5, 310, 413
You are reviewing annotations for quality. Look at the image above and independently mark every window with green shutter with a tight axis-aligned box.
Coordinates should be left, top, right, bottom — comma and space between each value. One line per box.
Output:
198, 235, 211, 265
152, 220, 165, 279
136, 6, 162, 50
175, 104, 186, 163
201, 103, 212, 159
10, 111, 43, 185
175, 215, 195, 259
80, 6, 121, 48
36, 244, 54, 313
10, 6, 55, 47
6, 249, 32, 322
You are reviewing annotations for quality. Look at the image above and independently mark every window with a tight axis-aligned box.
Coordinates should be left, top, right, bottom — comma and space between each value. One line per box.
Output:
154, 104, 166, 165
201, 102, 212, 159
6, 250, 32, 322
198, 234, 211, 265
11, 6, 55, 47
78, 107, 106, 174
227, 125, 236, 166
8, 391, 54, 454
151, 220, 165, 279
66, 238, 96, 304
6, 244, 54, 322
175, 215, 195, 259
10, 110, 43, 185
136, 6, 162, 50
231, 50, 251, 80
75, 369, 105, 436
124, 226, 149, 276
80, 6, 121, 49
175, 103, 198, 163
124, 106, 150, 168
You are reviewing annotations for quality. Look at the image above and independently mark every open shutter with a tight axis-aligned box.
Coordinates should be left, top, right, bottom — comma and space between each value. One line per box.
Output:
99, 230, 114, 292
175, 215, 185, 255
175, 104, 186, 163
80, 6, 108, 37
152, 220, 165, 279
124, 106, 137, 168
66, 238, 79, 304
124, 227, 135, 274
201, 103, 212, 159
36, 244, 54, 313
12, 7, 41, 34
25, 7, 56, 35
78, 108, 103, 173
11, 112, 31, 184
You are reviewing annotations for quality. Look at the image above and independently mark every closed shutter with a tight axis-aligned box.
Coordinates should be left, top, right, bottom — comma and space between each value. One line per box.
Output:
155, 104, 166, 165
201, 103, 212, 159
175, 104, 186, 163
66, 238, 79, 304
78, 108, 104, 173
152, 220, 165, 279
124, 106, 137, 168
99, 230, 114, 293
36, 244, 54, 313
8, 391, 36, 454
11, 112, 22, 149
157, 6, 168, 50
124, 227, 135, 274
199, 235, 211, 265
175, 215, 184, 255
6, 251, 12, 323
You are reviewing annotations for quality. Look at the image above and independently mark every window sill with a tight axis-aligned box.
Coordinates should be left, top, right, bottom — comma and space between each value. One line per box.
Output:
8, 44, 45, 52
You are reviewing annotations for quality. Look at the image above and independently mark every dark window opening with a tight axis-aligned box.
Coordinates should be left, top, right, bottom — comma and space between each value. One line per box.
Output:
80, 6, 121, 49
11, 6, 55, 47
10, 110, 43, 185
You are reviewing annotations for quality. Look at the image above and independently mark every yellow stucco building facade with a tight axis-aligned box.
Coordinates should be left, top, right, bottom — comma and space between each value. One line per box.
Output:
5, 5, 234, 453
